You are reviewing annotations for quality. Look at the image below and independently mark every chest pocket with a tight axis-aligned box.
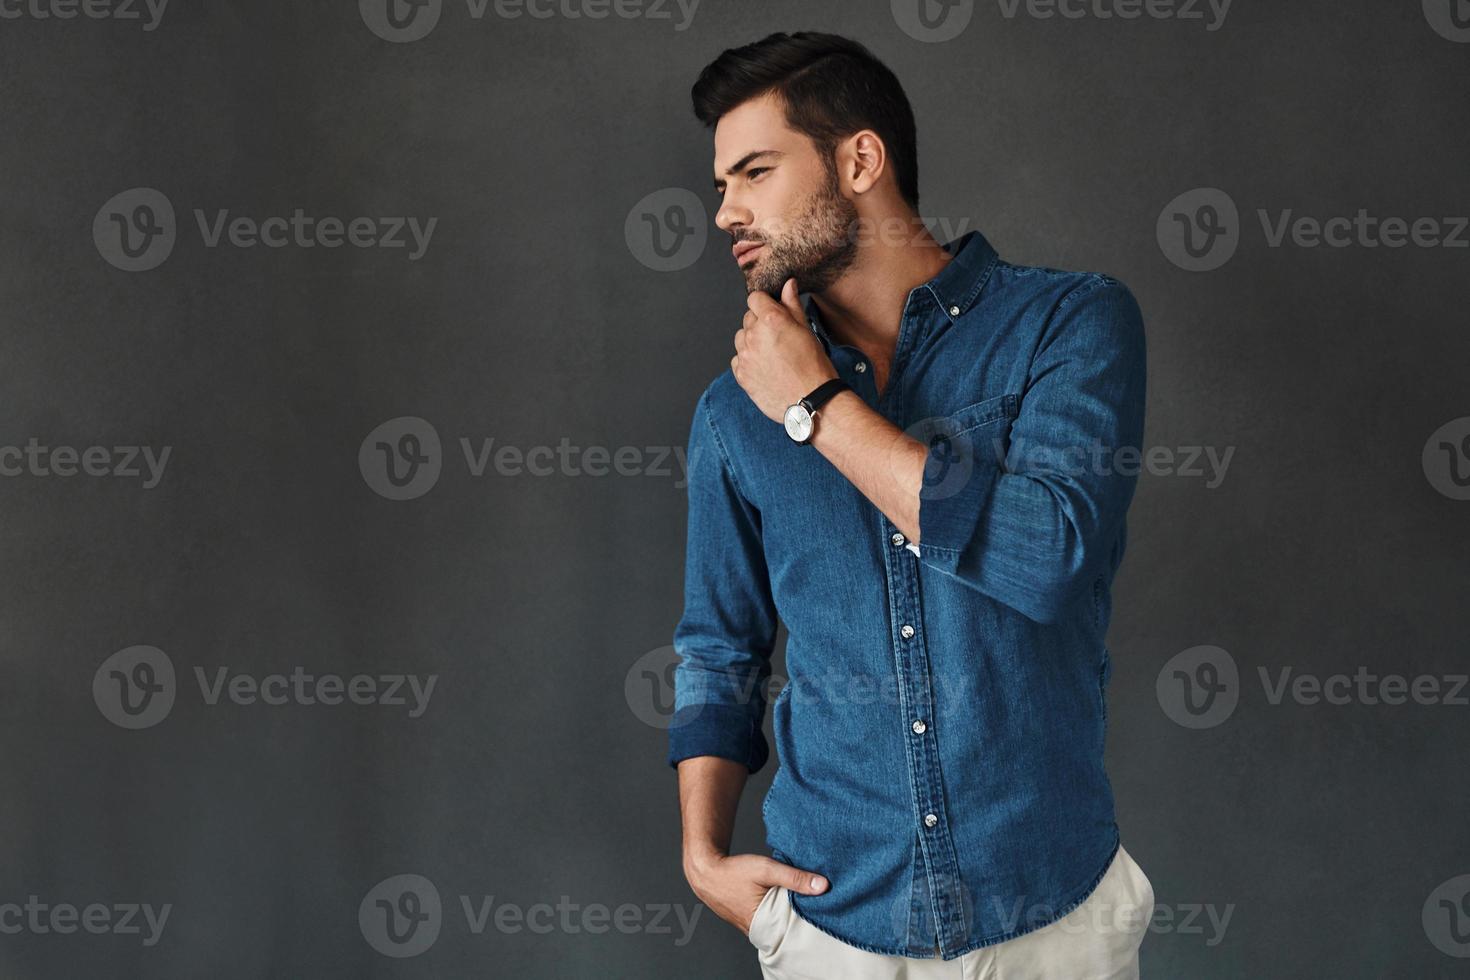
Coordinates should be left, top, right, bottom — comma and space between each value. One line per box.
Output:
913, 393, 1019, 498
942, 393, 1018, 437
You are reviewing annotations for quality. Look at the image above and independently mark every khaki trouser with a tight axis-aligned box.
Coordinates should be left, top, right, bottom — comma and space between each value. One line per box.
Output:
747, 843, 1155, 980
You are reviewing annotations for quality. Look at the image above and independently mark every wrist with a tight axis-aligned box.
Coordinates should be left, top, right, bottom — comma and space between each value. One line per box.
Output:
797, 370, 839, 401
682, 844, 727, 881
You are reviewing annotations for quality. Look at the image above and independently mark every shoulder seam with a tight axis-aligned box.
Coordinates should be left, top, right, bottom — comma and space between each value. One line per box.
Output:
1055, 273, 1122, 315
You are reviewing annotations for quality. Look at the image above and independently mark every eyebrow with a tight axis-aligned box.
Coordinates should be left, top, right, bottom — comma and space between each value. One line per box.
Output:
713, 149, 784, 191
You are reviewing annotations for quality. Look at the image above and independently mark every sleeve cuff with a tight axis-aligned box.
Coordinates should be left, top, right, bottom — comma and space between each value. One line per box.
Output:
916, 429, 1002, 557
666, 703, 769, 774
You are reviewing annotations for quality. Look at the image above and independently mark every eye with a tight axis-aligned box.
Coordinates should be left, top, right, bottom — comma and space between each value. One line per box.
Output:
748, 167, 771, 181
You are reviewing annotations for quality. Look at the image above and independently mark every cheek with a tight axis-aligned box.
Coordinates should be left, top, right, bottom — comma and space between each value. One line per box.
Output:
758, 182, 806, 239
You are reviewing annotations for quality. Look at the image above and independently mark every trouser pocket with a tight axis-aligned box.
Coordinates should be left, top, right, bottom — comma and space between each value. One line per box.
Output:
746, 885, 783, 951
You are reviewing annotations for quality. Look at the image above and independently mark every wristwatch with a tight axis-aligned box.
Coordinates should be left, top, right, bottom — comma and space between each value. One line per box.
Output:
783, 378, 851, 445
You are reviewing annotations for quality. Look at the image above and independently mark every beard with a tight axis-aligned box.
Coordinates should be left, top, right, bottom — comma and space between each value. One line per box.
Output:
739, 167, 861, 297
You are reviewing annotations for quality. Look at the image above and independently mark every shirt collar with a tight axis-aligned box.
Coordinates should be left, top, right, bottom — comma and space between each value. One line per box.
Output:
802, 229, 999, 348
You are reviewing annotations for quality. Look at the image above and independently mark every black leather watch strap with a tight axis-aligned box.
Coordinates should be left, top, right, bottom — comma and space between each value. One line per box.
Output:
800, 378, 852, 414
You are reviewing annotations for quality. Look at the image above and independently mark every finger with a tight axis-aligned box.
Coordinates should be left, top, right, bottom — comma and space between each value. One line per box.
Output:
747, 290, 779, 316
780, 277, 803, 322
758, 859, 829, 895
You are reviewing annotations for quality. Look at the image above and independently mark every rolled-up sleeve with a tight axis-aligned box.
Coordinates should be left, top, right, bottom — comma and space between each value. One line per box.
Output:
916, 277, 1147, 624
666, 389, 778, 773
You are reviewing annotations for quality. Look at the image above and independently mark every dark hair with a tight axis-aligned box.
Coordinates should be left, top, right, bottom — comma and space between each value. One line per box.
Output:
691, 32, 920, 210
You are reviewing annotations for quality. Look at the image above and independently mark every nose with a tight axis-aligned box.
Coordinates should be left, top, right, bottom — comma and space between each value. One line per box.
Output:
715, 196, 751, 236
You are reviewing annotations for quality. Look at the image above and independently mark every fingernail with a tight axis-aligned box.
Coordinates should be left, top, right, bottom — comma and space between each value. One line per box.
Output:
810, 875, 826, 890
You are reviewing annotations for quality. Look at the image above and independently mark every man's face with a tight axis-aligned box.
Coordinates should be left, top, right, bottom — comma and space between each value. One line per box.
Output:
712, 93, 859, 296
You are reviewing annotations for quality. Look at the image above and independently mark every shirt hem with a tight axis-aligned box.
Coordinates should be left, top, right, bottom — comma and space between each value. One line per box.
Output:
785, 828, 1122, 962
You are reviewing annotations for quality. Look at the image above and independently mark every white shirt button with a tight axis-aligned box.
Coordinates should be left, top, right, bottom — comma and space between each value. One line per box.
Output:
912, 719, 927, 734
949, 305, 961, 317
900, 624, 915, 639
891, 532, 906, 547
924, 813, 938, 828
855, 361, 867, 373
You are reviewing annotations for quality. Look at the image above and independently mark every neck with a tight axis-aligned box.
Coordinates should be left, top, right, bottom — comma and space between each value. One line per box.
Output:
809, 218, 953, 353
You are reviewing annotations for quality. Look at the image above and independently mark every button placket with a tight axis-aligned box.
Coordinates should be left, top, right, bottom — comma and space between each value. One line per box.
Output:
878, 503, 966, 957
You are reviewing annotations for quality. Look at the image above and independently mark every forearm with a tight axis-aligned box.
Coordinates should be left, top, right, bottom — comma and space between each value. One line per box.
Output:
677, 756, 749, 877
808, 389, 928, 543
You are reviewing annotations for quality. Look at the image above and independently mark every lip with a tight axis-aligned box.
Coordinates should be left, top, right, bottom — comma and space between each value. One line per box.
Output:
732, 241, 765, 265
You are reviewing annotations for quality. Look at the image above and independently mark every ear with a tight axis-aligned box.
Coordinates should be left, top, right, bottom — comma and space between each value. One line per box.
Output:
842, 129, 887, 196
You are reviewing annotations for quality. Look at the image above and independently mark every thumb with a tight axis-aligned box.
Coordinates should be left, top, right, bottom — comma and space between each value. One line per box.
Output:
766, 858, 828, 895
780, 277, 804, 324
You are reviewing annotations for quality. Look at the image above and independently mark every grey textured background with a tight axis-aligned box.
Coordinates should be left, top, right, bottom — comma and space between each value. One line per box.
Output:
2, 1, 1468, 977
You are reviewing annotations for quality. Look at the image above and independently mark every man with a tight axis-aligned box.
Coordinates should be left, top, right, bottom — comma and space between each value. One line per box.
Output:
668, 31, 1153, 979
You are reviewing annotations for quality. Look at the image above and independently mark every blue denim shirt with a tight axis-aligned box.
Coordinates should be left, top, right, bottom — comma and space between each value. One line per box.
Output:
667, 229, 1147, 960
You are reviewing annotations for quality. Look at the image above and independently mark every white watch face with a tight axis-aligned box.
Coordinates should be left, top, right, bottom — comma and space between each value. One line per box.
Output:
784, 404, 813, 442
